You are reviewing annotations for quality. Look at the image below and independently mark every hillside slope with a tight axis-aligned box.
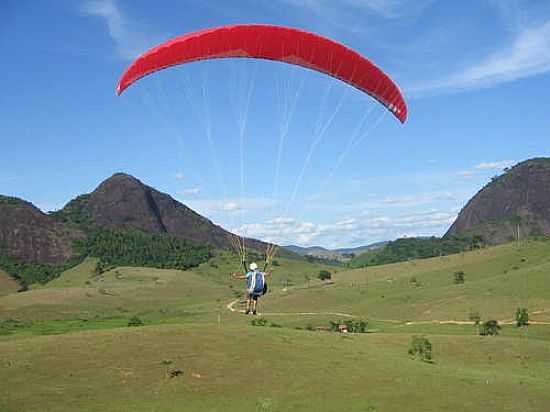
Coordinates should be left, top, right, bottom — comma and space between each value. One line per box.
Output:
56, 173, 283, 254
264, 239, 550, 323
0, 195, 83, 265
446, 158, 550, 244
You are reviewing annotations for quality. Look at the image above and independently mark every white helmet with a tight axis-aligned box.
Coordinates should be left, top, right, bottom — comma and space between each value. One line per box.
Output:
249, 262, 258, 271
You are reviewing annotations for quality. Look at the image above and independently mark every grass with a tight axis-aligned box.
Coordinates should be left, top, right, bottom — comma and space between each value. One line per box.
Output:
0, 264, 232, 322
261, 240, 550, 322
0, 269, 19, 297
1, 240, 550, 411
1, 324, 549, 412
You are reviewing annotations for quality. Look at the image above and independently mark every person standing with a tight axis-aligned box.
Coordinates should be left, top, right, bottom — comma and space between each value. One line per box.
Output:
232, 262, 271, 315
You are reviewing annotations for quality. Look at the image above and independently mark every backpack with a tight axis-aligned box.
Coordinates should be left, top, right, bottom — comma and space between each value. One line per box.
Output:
249, 271, 265, 295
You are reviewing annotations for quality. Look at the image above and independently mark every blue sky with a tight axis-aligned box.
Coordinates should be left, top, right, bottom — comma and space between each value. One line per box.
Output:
1, 0, 550, 248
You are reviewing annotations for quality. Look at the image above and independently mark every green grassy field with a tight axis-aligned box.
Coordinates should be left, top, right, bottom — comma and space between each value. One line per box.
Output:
1, 241, 549, 411
261, 240, 550, 323
2, 324, 549, 412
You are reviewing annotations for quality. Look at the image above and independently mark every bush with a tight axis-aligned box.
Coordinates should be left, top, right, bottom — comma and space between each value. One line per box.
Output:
453, 271, 465, 284
318, 270, 332, 281
94, 260, 115, 276
515, 307, 529, 327
128, 315, 144, 327
480, 320, 500, 336
408, 336, 433, 362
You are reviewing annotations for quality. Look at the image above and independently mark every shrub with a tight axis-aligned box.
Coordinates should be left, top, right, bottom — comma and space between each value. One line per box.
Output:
128, 315, 144, 327
318, 270, 332, 281
453, 270, 465, 284
515, 307, 529, 327
95, 260, 115, 276
480, 320, 500, 336
408, 336, 433, 362
329, 321, 340, 332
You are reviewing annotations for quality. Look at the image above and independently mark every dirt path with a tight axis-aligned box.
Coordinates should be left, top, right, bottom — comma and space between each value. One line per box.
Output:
226, 299, 355, 318
225, 299, 550, 325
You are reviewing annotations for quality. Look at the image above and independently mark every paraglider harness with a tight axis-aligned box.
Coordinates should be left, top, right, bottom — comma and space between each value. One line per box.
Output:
230, 235, 277, 296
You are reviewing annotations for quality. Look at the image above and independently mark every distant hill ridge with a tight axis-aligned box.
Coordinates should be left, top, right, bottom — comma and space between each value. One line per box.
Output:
284, 241, 387, 262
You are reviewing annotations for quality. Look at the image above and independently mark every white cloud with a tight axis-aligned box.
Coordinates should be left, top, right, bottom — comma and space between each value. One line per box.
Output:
180, 188, 200, 196
184, 197, 276, 216
411, 20, 550, 95
346, 0, 434, 19
458, 160, 516, 178
232, 210, 457, 248
283, 0, 433, 20
458, 170, 476, 178
474, 160, 516, 170
223, 202, 240, 211
175, 172, 184, 181
379, 191, 459, 207
82, 0, 162, 60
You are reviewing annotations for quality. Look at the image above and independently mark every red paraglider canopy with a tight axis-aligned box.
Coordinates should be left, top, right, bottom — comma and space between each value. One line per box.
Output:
116, 24, 407, 123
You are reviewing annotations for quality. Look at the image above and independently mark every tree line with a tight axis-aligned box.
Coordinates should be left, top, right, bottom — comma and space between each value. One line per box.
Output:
348, 236, 480, 268
0, 229, 212, 287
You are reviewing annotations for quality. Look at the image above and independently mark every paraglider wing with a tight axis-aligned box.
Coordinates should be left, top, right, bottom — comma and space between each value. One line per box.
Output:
116, 24, 407, 123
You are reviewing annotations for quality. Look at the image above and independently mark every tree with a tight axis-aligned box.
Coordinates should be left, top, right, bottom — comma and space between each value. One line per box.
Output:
470, 235, 484, 249
453, 270, 465, 284
515, 307, 529, 327
318, 270, 331, 281
480, 320, 500, 336
408, 336, 433, 362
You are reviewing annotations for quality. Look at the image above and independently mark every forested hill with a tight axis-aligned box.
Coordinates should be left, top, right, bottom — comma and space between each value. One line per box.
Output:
53, 173, 277, 254
348, 236, 472, 268
0, 173, 297, 286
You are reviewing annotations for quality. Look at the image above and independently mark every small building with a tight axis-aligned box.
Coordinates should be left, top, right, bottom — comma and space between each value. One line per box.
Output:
338, 324, 349, 333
